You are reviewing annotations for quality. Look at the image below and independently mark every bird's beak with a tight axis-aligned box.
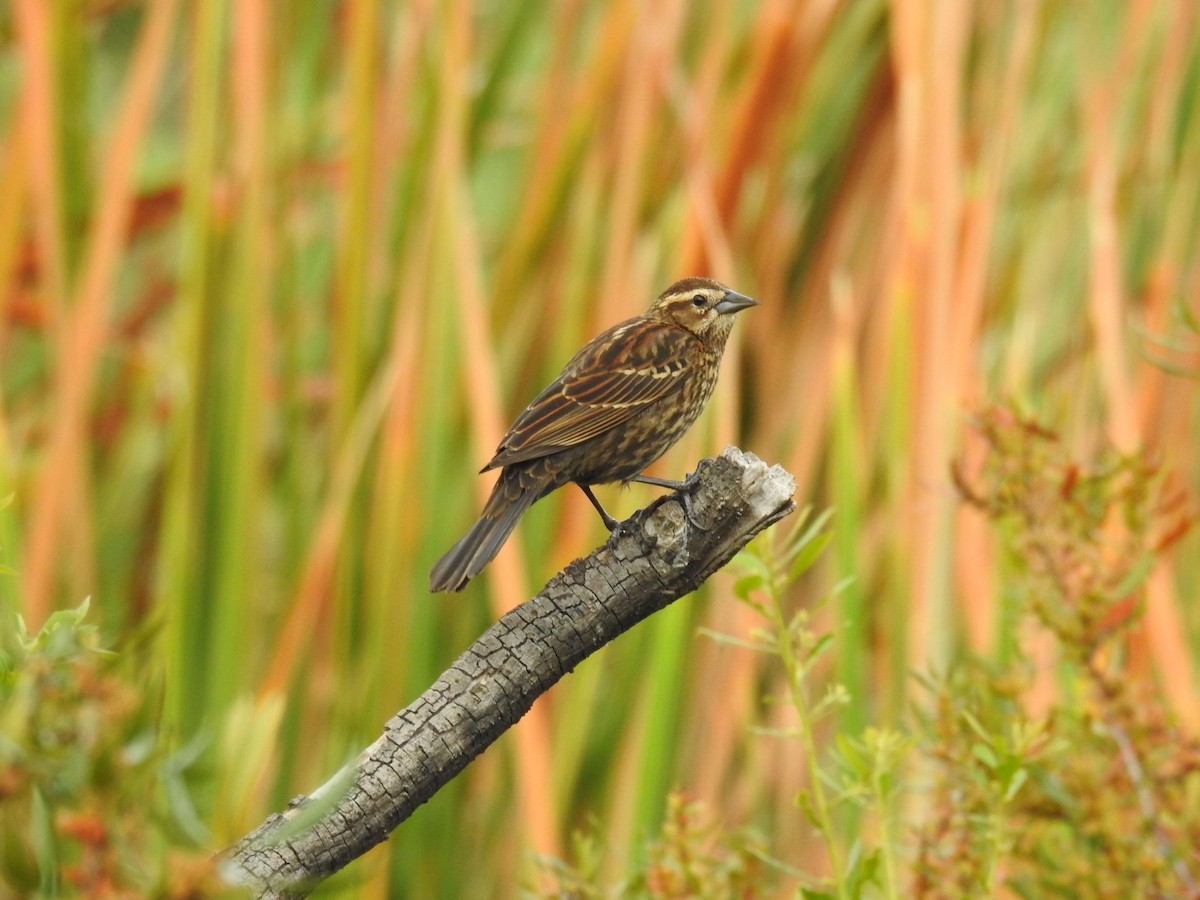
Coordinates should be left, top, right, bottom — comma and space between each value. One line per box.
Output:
714, 289, 758, 315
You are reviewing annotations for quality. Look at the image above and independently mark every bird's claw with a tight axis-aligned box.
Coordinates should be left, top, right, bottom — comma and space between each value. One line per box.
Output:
675, 479, 706, 530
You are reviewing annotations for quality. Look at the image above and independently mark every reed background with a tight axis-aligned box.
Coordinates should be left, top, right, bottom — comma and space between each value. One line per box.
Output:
2, 0, 1199, 896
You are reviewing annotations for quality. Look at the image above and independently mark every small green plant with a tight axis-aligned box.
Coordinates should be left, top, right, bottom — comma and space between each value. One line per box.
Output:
910, 660, 1068, 897
628, 792, 768, 899
718, 507, 909, 900
913, 406, 1200, 898
531, 793, 768, 899
0, 601, 220, 897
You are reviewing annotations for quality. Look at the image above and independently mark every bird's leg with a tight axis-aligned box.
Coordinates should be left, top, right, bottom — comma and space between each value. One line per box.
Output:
577, 483, 621, 531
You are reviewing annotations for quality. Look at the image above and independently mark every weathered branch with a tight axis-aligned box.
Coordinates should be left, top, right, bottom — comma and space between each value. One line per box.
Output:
219, 447, 796, 897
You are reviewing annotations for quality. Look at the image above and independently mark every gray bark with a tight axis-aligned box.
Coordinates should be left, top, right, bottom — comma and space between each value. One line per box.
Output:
219, 446, 796, 897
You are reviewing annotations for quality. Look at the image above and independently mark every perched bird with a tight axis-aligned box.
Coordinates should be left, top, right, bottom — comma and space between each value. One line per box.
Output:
429, 276, 757, 592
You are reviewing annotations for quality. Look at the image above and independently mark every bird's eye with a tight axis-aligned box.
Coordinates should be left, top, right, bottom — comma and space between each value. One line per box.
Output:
691, 294, 707, 308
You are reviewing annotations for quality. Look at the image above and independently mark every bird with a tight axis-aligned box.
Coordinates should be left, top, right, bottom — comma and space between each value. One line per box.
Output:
429, 276, 757, 592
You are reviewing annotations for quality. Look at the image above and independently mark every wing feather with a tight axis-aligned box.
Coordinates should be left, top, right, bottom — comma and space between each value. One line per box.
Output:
483, 318, 696, 469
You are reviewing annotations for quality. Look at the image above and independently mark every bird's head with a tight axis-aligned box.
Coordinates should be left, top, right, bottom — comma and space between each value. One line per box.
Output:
647, 276, 758, 345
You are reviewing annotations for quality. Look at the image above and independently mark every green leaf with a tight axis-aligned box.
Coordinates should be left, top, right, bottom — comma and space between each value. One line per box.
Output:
796, 789, 822, 829
1003, 766, 1029, 802
962, 710, 992, 743
836, 732, 867, 775
31, 788, 58, 897
844, 844, 882, 899
792, 506, 835, 552
696, 627, 775, 653
732, 550, 774, 599
972, 742, 999, 769
733, 573, 766, 601
1110, 553, 1154, 603
161, 732, 211, 844
808, 632, 835, 661
790, 530, 833, 581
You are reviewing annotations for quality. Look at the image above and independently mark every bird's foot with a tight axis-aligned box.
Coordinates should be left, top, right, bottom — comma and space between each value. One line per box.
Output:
580, 473, 703, 532
631, 472, 707, 529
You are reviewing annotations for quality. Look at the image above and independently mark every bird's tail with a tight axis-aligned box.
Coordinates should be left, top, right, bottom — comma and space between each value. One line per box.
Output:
429, 467, 547, 592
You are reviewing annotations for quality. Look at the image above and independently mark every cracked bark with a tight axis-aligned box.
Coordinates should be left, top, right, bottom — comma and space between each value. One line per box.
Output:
219, 447, 796, 897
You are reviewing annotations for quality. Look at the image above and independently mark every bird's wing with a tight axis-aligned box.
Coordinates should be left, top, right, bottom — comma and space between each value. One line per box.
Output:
483, 318, 697, 469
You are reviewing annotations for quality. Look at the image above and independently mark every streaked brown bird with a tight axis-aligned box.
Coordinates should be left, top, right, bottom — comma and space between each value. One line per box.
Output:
429, 276, 757, 592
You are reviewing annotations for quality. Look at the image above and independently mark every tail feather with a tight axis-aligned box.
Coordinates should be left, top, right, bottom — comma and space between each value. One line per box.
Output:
429, 468, 545, 592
